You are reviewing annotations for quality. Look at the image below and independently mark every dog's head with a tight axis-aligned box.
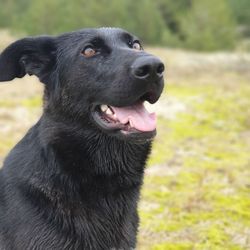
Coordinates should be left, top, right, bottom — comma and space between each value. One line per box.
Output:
0, 28, 165, 143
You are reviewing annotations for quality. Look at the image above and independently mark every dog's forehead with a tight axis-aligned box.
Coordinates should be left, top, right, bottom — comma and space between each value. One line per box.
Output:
98, 27, 126, 35
81, 27, 134, 42
97, 27, 134, 42
57, 28, 137, 52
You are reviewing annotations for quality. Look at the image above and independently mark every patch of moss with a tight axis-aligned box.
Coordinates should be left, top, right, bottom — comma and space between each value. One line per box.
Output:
153, 242, 193, 250
21, 96, 42, 108
0, 100, 17, 108
0, 137, 14, 157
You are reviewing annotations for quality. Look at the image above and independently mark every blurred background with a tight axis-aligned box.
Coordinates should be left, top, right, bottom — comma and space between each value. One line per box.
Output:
0, 0, 250, 249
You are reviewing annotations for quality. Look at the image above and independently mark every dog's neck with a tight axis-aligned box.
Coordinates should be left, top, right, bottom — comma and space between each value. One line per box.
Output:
37, 113, 151, 189
23, 114, 151, 213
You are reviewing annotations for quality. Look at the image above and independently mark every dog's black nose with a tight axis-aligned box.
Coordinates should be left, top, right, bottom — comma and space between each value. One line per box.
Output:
131, 56, 165, 80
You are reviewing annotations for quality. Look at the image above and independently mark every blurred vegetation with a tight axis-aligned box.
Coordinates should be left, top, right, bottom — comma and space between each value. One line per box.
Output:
0, 0, 250, 51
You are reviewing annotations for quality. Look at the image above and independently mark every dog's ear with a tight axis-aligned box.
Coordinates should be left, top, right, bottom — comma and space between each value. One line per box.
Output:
0, 36, 56, 83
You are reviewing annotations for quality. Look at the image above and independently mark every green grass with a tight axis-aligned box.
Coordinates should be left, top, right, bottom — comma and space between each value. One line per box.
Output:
0, 96, 42, 109
0, 95, 42, 156
138, 81, 250, 249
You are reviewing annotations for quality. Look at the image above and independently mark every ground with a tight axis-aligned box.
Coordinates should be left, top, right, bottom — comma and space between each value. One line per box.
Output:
0, 32, 250, 250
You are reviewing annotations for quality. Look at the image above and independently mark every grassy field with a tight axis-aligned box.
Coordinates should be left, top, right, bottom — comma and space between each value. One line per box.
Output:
1, 32, 250, 249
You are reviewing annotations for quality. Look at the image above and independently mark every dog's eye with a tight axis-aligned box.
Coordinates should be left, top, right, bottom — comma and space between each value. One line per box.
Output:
132, 41, 141, 51
81, 46, 96, 57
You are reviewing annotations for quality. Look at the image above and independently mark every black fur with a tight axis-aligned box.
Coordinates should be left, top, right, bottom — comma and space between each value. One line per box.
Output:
0, 28, 164, 250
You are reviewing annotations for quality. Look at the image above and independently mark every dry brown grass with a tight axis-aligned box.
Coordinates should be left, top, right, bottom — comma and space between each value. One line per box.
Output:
0, 30, 18, 50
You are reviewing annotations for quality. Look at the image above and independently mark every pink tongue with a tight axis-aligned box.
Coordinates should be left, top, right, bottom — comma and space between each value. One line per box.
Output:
111, 103, 156, 132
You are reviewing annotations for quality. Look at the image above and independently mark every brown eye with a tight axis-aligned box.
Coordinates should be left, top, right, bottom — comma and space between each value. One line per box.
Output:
82, 47, 96, 57
133, 42, 141, 50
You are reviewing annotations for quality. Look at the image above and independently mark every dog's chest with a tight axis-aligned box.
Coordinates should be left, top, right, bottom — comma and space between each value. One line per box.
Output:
34, 191, 138, 249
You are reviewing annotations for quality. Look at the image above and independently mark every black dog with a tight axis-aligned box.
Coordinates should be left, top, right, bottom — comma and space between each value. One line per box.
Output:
0, 28, 164, 250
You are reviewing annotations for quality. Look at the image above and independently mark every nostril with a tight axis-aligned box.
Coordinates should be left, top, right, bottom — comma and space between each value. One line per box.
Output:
156, 63, 165, 76
131, 57, 165, 79
134, 65, 151, 78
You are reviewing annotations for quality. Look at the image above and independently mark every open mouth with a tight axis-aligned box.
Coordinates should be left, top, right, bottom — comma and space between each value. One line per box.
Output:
92, 99, 157, 141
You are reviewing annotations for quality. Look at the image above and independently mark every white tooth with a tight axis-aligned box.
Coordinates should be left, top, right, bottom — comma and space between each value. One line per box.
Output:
106, 107, 113, 115
129, 119, 134, 128
100, 105, 108, 112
